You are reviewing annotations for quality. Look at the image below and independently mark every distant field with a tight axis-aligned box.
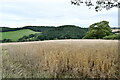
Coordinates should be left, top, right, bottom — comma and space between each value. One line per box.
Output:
112, 29, 120, 32
1, 39, 119, 78
0, 29, 40, 41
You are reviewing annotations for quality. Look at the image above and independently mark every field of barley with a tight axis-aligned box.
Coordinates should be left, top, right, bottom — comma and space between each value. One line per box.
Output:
1, 39, 120, 79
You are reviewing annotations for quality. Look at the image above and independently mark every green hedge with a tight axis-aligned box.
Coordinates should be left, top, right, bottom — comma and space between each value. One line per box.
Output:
103, 34, 120, 40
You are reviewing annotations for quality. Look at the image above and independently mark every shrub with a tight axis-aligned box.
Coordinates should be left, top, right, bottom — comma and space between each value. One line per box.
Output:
103, 34, 120, 40
1, 39, 13, 43
18, 33, 40, 42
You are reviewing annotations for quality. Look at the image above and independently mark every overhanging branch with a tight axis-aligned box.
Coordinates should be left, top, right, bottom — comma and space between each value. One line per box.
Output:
71, 0, 120, 11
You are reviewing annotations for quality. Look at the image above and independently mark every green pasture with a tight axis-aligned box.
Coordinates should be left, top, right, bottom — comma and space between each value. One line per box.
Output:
0, 29, 40, 41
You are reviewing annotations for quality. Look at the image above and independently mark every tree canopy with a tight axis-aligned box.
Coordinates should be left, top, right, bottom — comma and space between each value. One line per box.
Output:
71, 0, 120, 12
83, 21, 112, 39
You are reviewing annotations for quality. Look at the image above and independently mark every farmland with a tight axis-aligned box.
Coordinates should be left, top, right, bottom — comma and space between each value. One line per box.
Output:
0, 23, 119, 43
1, 39, 119, 79
0, 29, 40, 41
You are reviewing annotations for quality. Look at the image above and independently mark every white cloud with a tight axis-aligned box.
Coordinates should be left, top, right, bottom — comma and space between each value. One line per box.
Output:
0, 0, 118, 27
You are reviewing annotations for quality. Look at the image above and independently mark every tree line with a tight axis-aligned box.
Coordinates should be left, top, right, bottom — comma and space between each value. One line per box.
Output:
0, 26, 55, 32
1, 21, 120, 43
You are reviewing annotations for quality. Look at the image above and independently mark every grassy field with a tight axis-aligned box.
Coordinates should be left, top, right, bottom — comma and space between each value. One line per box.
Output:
0, 29, 40, 41
1, 40, 120, 79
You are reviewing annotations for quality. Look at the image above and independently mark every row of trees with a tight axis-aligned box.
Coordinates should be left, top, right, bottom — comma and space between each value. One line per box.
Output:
0, 26, 55, 32
0, 39, 13, 43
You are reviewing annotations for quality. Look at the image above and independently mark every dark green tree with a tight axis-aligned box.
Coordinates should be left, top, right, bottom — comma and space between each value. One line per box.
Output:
83, 21, 112, 39
1, 39, 13, 43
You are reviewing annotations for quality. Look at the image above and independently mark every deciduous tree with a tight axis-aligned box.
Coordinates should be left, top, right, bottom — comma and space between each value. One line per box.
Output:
83, 21, 112, 39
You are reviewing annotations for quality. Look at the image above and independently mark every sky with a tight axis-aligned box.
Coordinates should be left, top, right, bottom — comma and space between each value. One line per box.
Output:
0, 0, 118, 28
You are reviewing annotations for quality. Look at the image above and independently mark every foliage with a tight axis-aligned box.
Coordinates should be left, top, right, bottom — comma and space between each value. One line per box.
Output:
18, 33, 40, 42
37, 25, 88, 40
83, 21, 112, 39
0, 27, 23, 32
103, 34, 120, 40
71, 0, 120, 12
0, 26, 55, 32
1, 22, 118, 43
22, 26, 55, 32
0, 39, 13, 43
17, 25, 88, 42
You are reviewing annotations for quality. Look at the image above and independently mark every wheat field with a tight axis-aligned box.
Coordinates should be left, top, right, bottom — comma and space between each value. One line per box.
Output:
1, 39, 120, 79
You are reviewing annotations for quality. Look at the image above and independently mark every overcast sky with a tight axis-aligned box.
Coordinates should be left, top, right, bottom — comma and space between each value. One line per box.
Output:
0, 0, 118, 28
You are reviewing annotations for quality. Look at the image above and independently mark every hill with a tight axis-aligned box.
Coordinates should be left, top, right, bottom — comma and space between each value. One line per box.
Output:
17, 25, 88, 42
0, 25, 88, 42
0, 24, 118, 43
0, 29, 40, 41
37, 25, 88, 40
0, 26, 55, 32
0, 27, 23, 32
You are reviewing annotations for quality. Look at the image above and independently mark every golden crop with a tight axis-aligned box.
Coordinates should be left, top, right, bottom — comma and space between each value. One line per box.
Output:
1, 40, 120, 79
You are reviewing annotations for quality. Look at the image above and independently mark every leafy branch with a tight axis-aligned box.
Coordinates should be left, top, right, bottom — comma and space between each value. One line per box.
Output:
71, 0, 120, 11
